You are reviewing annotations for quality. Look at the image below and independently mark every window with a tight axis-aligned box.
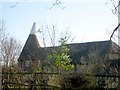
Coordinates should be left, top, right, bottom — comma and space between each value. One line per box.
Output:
25, 60, 30, 67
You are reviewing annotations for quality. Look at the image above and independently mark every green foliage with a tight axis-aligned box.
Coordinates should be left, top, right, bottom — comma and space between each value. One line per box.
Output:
49, 37, 74, 70
34, 65, 42, 73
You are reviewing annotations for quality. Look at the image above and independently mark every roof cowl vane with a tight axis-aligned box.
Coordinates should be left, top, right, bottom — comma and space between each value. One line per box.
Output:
30, 22, 36, 34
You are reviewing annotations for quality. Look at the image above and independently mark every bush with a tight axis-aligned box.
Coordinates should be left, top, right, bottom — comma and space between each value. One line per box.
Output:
61, 73, 97, 89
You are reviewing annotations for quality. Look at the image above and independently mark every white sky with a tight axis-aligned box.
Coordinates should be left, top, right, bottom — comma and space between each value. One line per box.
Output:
1, 0, 119, 47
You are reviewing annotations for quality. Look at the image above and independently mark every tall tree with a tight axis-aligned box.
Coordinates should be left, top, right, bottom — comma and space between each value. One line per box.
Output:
49, 37, 74, 72
0, 20, 22, 66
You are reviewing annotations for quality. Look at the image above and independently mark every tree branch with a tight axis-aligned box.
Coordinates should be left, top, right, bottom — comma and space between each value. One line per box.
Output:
110, 23, 120, 40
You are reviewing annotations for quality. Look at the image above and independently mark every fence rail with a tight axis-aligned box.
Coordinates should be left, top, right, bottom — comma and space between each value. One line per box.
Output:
1, 72, 120, 89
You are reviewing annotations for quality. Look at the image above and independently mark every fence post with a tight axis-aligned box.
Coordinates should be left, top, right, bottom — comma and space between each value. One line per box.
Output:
117, 68, 120, 89
29, 80, 34, 90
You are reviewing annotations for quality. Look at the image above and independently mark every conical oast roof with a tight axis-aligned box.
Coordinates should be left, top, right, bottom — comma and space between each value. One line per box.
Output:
18, 22, 40, 60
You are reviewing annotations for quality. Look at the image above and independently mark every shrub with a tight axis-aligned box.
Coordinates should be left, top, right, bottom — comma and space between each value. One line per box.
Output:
61, 73, 97, 89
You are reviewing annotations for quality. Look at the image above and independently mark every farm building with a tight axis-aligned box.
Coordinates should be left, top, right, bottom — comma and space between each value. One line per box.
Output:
18, 23, 120, 73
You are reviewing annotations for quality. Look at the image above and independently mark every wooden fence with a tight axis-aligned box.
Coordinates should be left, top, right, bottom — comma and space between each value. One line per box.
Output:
1, 72, 120, 89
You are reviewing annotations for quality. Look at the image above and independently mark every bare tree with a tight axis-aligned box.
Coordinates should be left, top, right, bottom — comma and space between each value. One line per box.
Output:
0, 20, 6, 47
107, 1, 120, 88
39, 24, 75, 47
10, 0, 65, 10
0, 21, 24, 89
0, 20, 5, 90
106, 0, 120, 15
49, 0, 65, 9
39, 24, 58, 47
0, 20, 22, 66
1, 37, 22, 66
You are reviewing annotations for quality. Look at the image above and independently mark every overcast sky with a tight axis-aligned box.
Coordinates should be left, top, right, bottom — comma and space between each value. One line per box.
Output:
1, 0, 119, 47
